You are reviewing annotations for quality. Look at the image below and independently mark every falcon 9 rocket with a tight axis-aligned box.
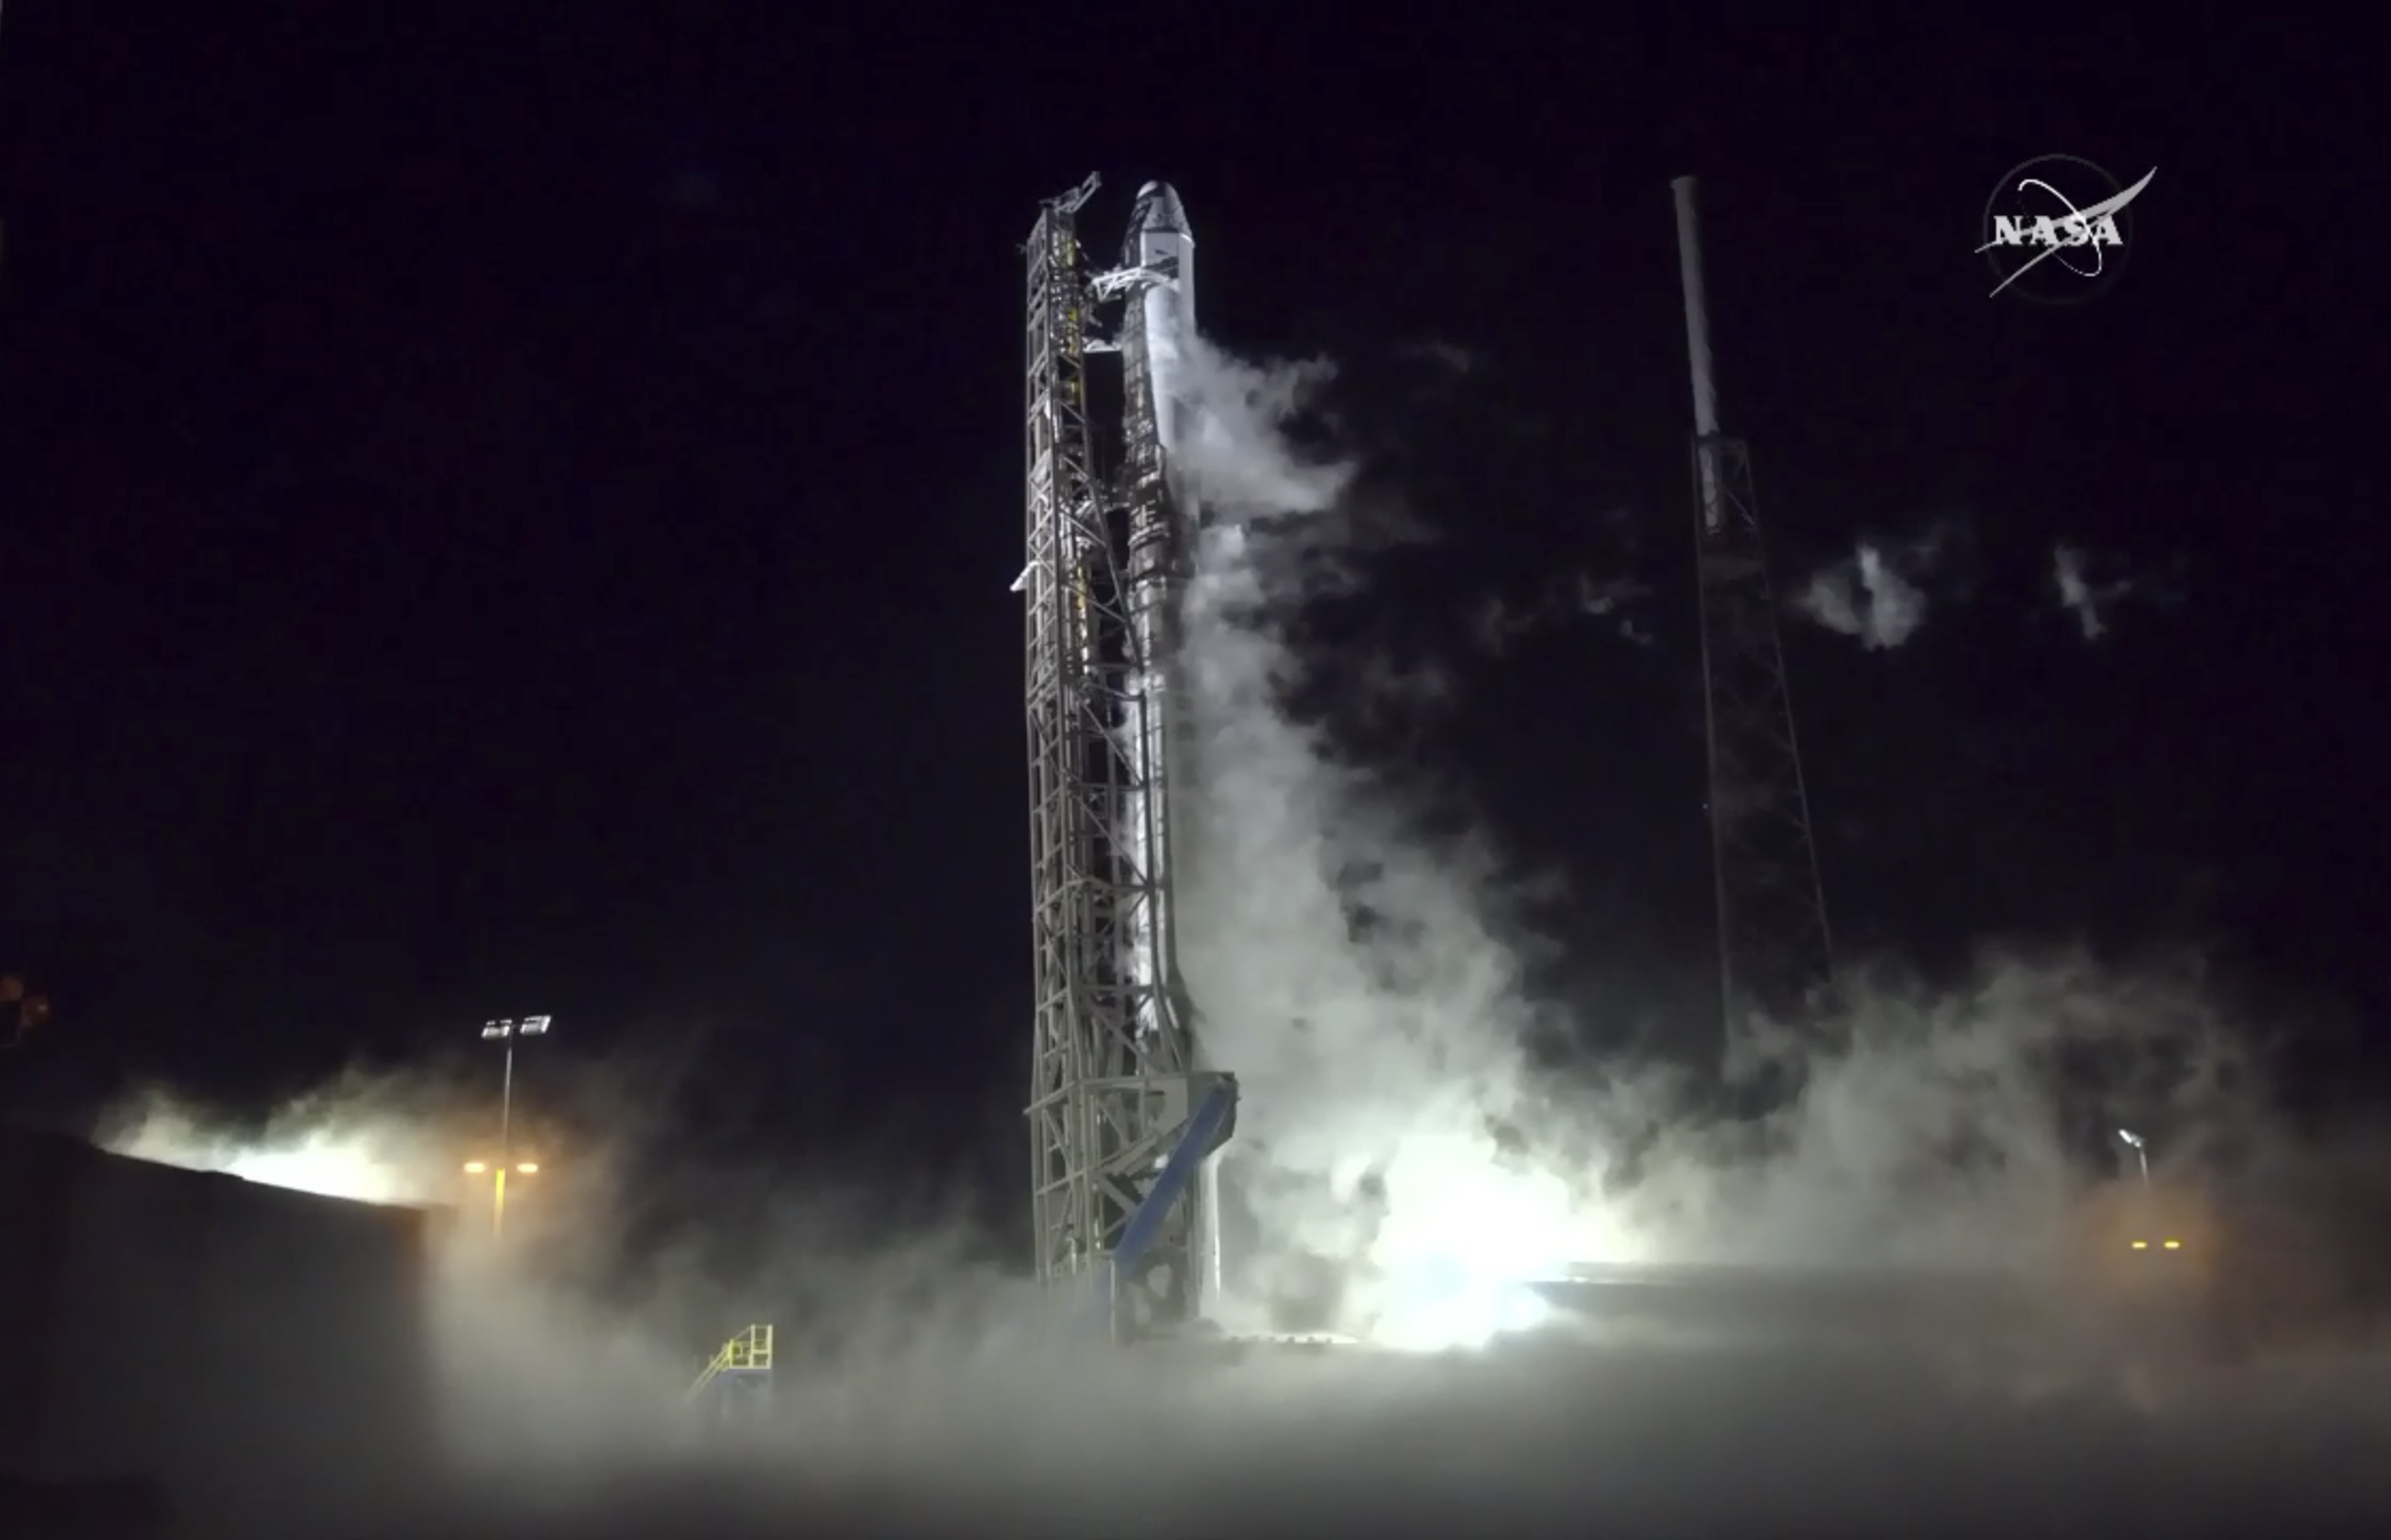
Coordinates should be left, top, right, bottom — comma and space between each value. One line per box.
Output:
1116, 179, 1198, 1064
1112, 182, 1224, 1308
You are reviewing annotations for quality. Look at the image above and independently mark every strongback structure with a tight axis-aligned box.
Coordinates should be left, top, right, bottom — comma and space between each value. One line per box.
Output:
1672, 177, 1836, 1039
1021, 175, 1229, 1343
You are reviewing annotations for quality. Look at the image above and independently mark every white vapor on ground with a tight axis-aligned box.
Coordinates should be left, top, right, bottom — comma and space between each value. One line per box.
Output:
2053, 542, 2138, 640
81, 860, 2391, 1537
1613, 952, 2273, 1273
102, 1068, 475, 1208
83, 999, 2391, 1539
1795, 526, 1963, 650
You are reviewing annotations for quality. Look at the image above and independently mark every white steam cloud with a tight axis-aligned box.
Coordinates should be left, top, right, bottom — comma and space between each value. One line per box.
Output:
1169, 341, 1352, 519
1472, 573, 1655, 654
79, 979, 2391, 1540
1796, 531, 1948, 650
1395, 338, 1479, 378
1149, 336, 2345, 1362
2053, 542, 2136, 641
1611, 952, 2274, 1273
1167, 333, 1630, 1348
102, 1071, 472, 1207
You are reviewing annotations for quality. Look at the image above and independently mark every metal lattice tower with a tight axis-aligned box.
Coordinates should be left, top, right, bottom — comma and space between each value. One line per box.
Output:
1021, 175, 1210, 1339
1673, 177, 1835, 1038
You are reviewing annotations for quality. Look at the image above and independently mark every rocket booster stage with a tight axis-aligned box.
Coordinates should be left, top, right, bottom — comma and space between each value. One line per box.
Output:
1112, 181, 1224, 1310
1113, 177, 1202, 1070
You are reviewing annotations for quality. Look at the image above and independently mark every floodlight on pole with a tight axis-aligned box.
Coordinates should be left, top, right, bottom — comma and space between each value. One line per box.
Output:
479, 1014, 551, 1153
2117, 1128, 2150, 1188
478, 1015, 552, 1238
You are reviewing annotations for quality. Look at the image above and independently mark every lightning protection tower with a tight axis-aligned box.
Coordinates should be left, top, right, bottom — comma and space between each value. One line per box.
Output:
1672, 176, 1836, 1044
1020, 175, 1216, 1341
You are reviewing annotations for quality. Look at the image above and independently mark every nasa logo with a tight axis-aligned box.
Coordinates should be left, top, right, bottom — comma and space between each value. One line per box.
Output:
1977, 155, 2155, 305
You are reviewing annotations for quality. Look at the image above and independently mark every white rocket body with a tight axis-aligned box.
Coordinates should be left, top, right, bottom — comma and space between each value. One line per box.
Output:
1127, 181, 1198, 502
1115, 182, 1225, 1314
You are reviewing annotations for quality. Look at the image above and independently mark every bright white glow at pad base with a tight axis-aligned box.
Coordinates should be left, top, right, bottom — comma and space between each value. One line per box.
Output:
1368, 1263, 1556, 1353
214, 1135, 417, 1205
1161, 334, 1662, 1356
1313, 1142, 1646, 1353
1397, 1192, 1626, 1349
103, 1101, 444, 1208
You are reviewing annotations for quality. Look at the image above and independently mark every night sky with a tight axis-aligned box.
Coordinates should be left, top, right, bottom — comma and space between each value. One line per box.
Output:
1, 13, 2378, 1211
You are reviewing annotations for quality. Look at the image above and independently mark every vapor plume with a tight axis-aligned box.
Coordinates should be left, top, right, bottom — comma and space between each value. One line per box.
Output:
77, 980, 2391, 1539
1395, 339, 1478, 377
2053, 542, 2135, 640
75, 917, 2391, 1538
1153, 335, 2341, 1367
1172, 339, 1352, 520
1164, 333, 1626, 1347
102, 1065, 486, 1208
1796, 533, 1942, 650
1616, 951, 2275, 1274
1472, 572, 1655, 654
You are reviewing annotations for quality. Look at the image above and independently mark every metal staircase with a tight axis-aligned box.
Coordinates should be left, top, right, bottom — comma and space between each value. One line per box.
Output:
686, 1324, 774, 1424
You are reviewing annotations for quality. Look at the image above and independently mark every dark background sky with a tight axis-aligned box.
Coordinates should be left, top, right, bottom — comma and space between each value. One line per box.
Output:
0, 12, 2378, 1210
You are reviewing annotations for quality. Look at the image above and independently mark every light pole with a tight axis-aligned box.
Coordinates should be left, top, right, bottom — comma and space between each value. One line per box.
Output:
464, 1158, 542, 1238
479, 1015, 551, 1237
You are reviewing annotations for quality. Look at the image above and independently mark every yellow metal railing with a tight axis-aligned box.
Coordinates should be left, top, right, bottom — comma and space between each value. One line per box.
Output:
686, 1323, 773, 1401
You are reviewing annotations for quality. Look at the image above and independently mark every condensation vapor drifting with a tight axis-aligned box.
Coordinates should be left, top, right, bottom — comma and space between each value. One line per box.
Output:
101, 1080, 461, 1208
1167, 332, 1635, 1349
1153, 333, 2297, 1354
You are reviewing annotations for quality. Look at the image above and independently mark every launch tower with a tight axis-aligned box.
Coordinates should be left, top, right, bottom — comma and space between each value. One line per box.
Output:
1020, 175, 1229, 1342
1672, 177, 1837, 1041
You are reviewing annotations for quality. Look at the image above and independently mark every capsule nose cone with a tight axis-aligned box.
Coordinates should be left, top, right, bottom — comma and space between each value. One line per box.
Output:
1134, 181, 1189, 235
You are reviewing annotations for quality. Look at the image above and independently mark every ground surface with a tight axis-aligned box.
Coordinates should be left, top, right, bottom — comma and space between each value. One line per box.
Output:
348, 1312, 2391, 1540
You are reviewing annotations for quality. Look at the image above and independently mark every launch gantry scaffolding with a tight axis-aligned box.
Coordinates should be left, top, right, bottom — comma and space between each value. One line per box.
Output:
1021, 176, 1219, 1342
1673, 177, 1837, 1043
